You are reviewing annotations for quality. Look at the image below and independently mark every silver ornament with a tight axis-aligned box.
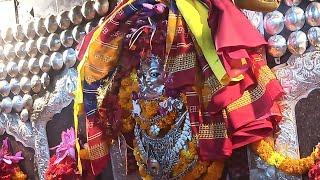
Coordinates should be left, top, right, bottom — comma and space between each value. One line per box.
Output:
0, 80, 10, 97
28, 57, 40, 75
6, 61, 18, 77
85, 22, 95, 34
0, 62, 7, 80
31, 75, 41, 93
41, 72, 50, 89
287, 31, 308, 55
45, 15, 58, 33
72, 25, 86, 43
3, 44, 15, 61
50, 52, 64, 70
37, 37, 49, 54
63, 48, 77, 68
60, 30, 74, 48
39, 54, 51, 72
284, 0, 301, 6
264, 11, 284, 35
94, 0, 109, 16
20, 76, 31, 93
26, 40, 38, 58
18, 59, 29, 76
1, 27, 13, 43
34, 18, 47, 37
13, 24, 25, 42
47, 33, 61, 52
23, 94, 33, 110
147, 158, 160, 175
10, 78, 20, 95
57, 11, 71, 30
12, 95, 24, 112
69, 6, 83, 25
2, 97, 12, 113
284, 6, 306, 31
306, 2, 320, 27
308, 27, 320, 48
20, 109, 29, 122
23, 21, 36, 40
268, 35, 287, 58
15, 42, 27, 58
81, 1, 97, 20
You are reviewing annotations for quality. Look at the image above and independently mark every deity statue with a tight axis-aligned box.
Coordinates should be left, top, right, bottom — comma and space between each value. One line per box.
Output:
75, 0, 283, 179
137, 54, 165, 100
133, 54, 193, 178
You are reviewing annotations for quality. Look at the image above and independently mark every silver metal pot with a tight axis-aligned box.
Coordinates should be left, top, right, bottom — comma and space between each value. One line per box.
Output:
20, 76, 31, 94
94, 0, 109, 16
1, 27, 14, 44
34, 18, 47, 36
14, 42, 27, 59
23, 94, 33, 110
50, 52, 64, 71
3, 44, 15, 61
13, 24, 25, 42
41, 72, 50, 89
85, 21, 95, 34
26, 40, 38, 58
69, 6, 83, 25
10, 78, 20, 95
12, 95, 24, 112
57, 11, 71, 30
39, 54, 51, 72
72, 25, 86, 43
24, 21, 36, 40
18, 59, 29, 76
47, 33, 61, 52
81, 1, 97, 20
31, 74, 41, 93
60, 30, 74, 48
6, 61, 18, 77
63, 48, 77, 68
28, 57, 40, 75
45, 15, 58, 33
37, 37, 49, 54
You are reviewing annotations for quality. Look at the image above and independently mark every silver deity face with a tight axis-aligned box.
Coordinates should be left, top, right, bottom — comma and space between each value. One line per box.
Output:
138, 55, 165, 99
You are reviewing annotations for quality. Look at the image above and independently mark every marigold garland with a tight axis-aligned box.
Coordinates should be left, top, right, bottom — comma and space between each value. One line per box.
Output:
251, 139, 317, 175
136, 111, 178, 133
118, 70, 139, 133
172, 138, 198, 176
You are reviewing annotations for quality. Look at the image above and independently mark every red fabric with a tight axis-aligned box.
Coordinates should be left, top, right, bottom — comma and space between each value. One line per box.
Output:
309, 161, 320, 180
86, 115, 110, 175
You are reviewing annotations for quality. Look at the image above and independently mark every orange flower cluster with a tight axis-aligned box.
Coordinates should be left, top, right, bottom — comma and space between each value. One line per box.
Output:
183, 161, 210, 180
251, 139, 317, 175
136, 111, 178, 133
139, 100, 160, 119
173, 139, 198, 176
11, 167, 27, 180
118, 71, 139, 133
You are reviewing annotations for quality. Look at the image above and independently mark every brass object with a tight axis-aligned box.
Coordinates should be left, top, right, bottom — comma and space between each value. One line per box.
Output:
235, 0, 281, 13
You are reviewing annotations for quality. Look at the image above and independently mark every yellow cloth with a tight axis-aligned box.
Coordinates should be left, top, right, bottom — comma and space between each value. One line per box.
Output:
175, 0, 229, 84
